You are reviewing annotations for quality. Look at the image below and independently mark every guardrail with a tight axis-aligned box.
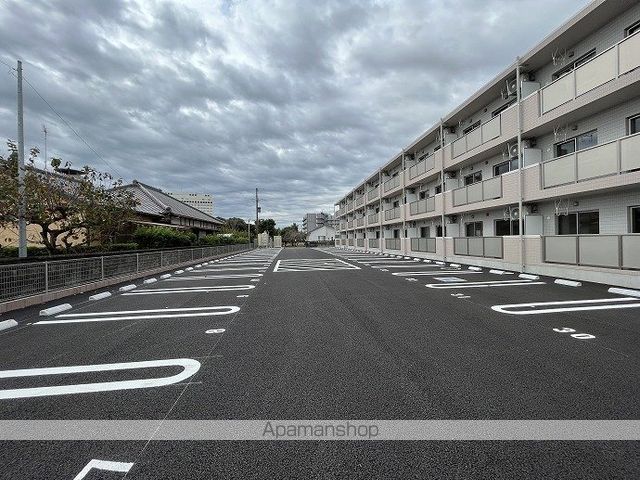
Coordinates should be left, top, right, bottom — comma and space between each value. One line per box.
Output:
367, 187, 379, 201
385, 238, 401, 250
410, 237, 436, 253
367, 212, 380, 225
384, 207, 401, 221
347, 201, 354, 212
354, 196, 364, 207
368, 238, 379, 248
356, 218, 365, 227
452, 176, 502, 207
541, 31, 640, 114
544, 234, 640, 269
542, 132, 640, 188
453, 237, 503, 258
451, 108, 514, 159
348, 238, 354, 246
409, 196, 436, 216
0, 244, 253, 304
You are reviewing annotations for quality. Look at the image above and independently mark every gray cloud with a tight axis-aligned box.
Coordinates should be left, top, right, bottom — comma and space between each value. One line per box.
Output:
0, 0, 589, 226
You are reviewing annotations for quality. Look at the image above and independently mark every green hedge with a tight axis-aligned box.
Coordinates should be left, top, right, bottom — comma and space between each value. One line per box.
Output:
133, 226, 196, 248
198, 233, 249, 246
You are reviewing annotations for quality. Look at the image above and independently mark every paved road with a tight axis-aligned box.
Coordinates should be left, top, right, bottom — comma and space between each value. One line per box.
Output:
0, 247, 639, 479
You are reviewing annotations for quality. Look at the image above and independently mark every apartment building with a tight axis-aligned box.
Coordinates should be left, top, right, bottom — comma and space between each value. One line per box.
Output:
166, 192, 215, 217
335, 0, 640, 288
302, 212, 336, 233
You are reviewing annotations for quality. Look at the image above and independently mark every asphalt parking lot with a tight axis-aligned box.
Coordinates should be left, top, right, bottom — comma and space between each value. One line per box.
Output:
0, 247, 638, 479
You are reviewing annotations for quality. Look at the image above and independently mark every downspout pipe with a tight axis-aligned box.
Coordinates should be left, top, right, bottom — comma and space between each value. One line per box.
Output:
439, 120, 446, 262
516, 57, 525, 273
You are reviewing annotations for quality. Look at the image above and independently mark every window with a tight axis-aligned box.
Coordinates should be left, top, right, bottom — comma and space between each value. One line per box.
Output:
630, 207, 640, 233
465, 222, 483, 237
554, 130, 597, 157
625, 20, 640, 37
557, 211, 599, 235
464, 171, 482, 185
436, 225, 443, 237
493, 158, 519, 176
495, 219, 519, 236
462, 120, 481, 135
393, 200, 400, 208
420, 226, 430, 238
434, 185, 442, 194
419, 191, 427, 200
629, 114, 640, 135
552, 49, 596, 79
492, 100, 516, 117
434, 145, 441, 152
393, 229, 400, 239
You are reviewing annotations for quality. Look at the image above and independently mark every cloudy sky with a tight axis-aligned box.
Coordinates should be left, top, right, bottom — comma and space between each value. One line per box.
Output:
0, 0, 590, 226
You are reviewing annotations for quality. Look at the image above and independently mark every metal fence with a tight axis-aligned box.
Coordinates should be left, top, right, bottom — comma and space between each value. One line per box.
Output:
410, 237, 436, 253
453, 237, 503, 258
0, 244, 252, 304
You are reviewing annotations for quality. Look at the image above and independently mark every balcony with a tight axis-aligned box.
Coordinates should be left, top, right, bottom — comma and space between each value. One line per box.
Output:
354, 195, 364, 208
356, 217, 365, 228
452, 176, 503, 207
409, 196, 436, 216
540, 31, 640, 115
367, 212, 380, 225
356, 238, 365, 247
385, 238, 401, 250
384, 206, 401, 222
410, 237, 436, 253
544, 235, 639, 270
541, 132, 640, 189
383, 175, 402, 196
348, 238, 354, 246
346, 201, 354, 212
367, 186, 380, 203
453, 237, 504, 259
368, 238, 379, 248
347, 221, 354, 229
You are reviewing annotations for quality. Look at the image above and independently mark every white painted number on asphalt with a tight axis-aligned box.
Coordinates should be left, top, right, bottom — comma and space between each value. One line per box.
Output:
553, 327, 596, 340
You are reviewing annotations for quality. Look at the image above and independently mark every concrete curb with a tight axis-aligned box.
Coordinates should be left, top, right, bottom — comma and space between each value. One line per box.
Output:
468, 266, 482, 271
0, 319, 18, 331
89, 292, 112, 301
143, 278, 157, 284
160, 274, 171, 279
555, 279, 582, 287
608, 287, 640, 297
40, 303, 72, 316
519, 274, 540, 280
119, 284, 137, 292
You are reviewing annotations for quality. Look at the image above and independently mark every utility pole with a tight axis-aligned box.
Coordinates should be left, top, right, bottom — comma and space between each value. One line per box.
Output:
17, 60, 27, 258
255, 188, 259, 237
43, 124, 48, 169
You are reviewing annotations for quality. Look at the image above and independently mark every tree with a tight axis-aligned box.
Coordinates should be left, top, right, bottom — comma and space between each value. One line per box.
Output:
280, 223, 305, 246
224, 217, 247, 233
0, 140, 136, 253
257, 218, 277, 237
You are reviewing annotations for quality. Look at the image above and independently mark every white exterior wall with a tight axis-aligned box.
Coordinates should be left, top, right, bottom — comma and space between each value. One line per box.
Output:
166, 192, 214, 217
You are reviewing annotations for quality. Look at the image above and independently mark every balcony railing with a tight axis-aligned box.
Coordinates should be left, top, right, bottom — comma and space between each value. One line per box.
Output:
385, 238, 401, 250
348, 238, 354, 246
544, 235, 639, 270
347, 221, 354, 229
384, 207, 401, 221
356, 238, 365, 247
347, 201, 354, 212
367, 212, 380, 224
368, 238, 379, 248
542, 132, 640, 188
354, 195, 364, 207
335, 208, 345, 217
408, 153, 436, 179
451, 112, 507, 159
541, 31, 640, 114
410, 237, 436, 253
453, 237, 503, 258
383, 175, 401, 192
452, 176, 502, 207
409, 196, 436, 216
356, 218, 365, 227
367, 187, 380, 201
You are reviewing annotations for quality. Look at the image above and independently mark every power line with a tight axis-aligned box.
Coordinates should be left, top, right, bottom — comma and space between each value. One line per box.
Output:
19, 69, 124, 179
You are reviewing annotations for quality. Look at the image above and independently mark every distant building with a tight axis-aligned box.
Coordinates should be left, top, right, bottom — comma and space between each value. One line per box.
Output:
307, 225, 335, 242
166, 191, 214, 217
120, 181, 223, 238
302, 212, 336, 233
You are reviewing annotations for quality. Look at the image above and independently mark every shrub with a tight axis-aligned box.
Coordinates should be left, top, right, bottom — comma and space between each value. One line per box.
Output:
105, 242, 139, 252
133, 226, 196, 249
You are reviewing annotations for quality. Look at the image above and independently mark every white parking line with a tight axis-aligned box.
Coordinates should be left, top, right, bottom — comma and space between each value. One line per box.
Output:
73, 460, 134, 480
123, 285, 255, 295
0, 358, 201, 400
491, 297, 640, 315
34, 306, 240, 324
167, 274, 263, 280
426, 280, 545, 289
392, 271, 482, 276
